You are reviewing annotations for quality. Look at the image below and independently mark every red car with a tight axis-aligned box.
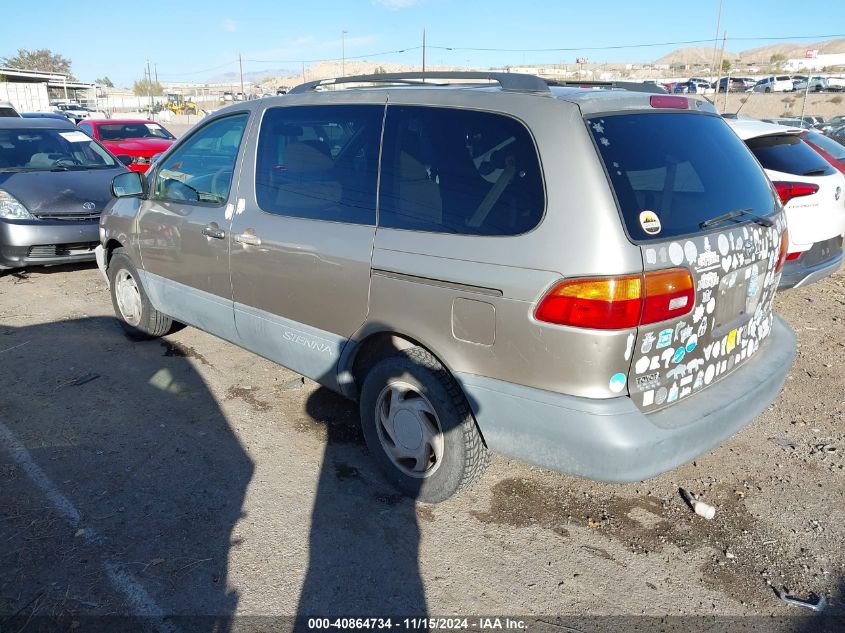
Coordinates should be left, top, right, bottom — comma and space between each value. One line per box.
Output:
77, 119, 176, 173
801, 129, 845, 175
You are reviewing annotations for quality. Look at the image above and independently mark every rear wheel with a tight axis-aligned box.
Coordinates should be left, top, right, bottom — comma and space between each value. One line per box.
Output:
359, 347, 488, 503
107, 247, 172, 339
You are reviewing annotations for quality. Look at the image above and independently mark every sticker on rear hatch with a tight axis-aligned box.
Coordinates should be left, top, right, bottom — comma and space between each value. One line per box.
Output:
632, 217, 786, 412
639, 210, 662, 235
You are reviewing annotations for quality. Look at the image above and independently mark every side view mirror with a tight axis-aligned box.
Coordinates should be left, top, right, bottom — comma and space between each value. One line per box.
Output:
112, 171, 147, 198
116, 154, 133, 166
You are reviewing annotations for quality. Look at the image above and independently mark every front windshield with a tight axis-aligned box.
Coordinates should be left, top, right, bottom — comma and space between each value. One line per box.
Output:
0, 127, 119, 171
97, 122, 175, 141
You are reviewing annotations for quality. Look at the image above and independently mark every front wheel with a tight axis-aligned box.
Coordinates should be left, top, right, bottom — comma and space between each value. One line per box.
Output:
108, 247, 172, 339
359, 347, 489, 503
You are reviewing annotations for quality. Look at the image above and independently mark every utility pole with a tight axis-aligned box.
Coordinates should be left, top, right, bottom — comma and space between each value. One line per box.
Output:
422, 28, 426, 76
709, 0, 724, 88
154, 63, 158, 84
146, 59, 153, 114
239, 53, 244, 97
799, 53, 815, 127
716, 31, 728, 112
302, 61, 306, 84
342, 30, 348, 76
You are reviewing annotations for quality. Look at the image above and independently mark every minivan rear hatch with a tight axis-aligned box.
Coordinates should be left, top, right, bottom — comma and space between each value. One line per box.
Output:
588, 111, 787, 412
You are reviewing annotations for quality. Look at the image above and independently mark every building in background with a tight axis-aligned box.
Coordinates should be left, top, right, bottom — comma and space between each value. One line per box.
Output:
0, 67, 95, 111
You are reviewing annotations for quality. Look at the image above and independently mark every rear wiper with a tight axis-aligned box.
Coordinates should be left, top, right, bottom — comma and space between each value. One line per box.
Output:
803, 168, 828, 176
700, 208, 774, 229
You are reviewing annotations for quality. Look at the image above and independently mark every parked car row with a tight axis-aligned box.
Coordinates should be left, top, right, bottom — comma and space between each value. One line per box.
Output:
4, 73, 843, 502
665, 75, 845, 95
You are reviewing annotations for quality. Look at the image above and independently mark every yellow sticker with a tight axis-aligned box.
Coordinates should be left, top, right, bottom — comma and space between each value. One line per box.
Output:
726, 329, 737, 354
639, 210, 662, 235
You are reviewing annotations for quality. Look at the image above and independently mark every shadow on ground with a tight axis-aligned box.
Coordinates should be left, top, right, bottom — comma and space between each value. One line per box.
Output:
296, 385, 428, 619
0, 317, 253, 631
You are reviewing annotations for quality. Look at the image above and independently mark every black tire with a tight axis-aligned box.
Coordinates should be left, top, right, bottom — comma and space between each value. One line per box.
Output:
765, 87, 772, 93
359, 347, 489, 503
107, 247, 172, 340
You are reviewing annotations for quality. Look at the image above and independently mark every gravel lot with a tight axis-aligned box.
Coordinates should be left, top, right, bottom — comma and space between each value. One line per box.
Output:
0, 262, 843, 630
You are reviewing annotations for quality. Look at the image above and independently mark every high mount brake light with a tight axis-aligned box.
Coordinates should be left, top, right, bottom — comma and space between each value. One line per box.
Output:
535, 269, 695, 330
773, 181, 819, 205
650, 95, 689, 109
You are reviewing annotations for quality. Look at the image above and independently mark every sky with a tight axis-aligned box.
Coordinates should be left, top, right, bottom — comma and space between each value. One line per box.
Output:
2, 0, 845, 87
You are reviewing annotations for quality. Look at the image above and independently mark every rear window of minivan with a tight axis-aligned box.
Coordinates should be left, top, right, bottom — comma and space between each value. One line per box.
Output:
746, 134, 836, 177
589, 113, 777, 241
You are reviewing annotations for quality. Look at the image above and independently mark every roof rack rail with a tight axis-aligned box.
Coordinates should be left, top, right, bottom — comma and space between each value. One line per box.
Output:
288, 71, 551, 95
546, 79, 668, 95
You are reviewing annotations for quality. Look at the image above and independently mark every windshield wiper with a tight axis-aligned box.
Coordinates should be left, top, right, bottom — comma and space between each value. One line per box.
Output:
700, 208, 774, 230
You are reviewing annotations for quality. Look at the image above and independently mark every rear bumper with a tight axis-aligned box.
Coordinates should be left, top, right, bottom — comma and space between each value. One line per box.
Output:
778, 236, 843, 289
456, 315, 795, 483
0, 218, 99, 268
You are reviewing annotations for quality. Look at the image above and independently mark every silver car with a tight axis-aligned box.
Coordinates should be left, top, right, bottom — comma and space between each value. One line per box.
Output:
0, 118, 128, 270
98, 72, 796, 502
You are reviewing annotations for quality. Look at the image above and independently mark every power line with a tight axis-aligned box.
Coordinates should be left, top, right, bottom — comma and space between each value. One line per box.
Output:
426, 33, 845, 53
155, 32, 845, 79
244, 46, 422, 65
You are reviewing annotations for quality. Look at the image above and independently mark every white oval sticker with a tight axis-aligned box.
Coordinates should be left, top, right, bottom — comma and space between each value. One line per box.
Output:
639, 210, 662, 235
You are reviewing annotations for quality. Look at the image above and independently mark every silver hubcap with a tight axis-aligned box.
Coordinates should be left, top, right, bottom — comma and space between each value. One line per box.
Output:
114, 269, 142, 326
375, 381, 444, 478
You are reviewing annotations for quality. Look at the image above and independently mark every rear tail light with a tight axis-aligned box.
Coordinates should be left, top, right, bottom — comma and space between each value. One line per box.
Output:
534, 275, 642, 329
785, 251, 802, 261
535, 268, 694, 330
650, 95, 689, 109
776, 228, 790, 273
773, 181, 819, 204
641, 269, 695, 325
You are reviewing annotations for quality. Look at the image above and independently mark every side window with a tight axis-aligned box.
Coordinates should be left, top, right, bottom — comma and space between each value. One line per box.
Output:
78, 122, 94, 137
380, 106, 545, 236
255, 104, 383, 225
153, 113, 248, 205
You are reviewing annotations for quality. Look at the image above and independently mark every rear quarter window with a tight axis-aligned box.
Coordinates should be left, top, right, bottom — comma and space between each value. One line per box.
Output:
746, 134, 835, 176
379, 105, 545, 236
589, 113, 777, 241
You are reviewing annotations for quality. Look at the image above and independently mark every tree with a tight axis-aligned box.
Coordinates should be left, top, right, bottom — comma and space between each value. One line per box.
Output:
770, 53, 787, 65
373, 66, 387, 75
721, 59, 732, 73
1, 48, 73, 77
132, 77, 163, 96
95, 76, 114, 87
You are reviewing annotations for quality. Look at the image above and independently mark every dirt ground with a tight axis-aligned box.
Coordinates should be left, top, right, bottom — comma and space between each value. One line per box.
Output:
0, 262, 843, 631
701, 91, 845, 120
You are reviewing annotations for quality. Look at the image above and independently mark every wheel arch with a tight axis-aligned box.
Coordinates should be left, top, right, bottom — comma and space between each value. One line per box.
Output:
340, 326, 488, 445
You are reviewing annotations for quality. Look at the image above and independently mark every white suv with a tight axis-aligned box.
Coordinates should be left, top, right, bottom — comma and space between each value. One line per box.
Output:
728, 119, 845, 288
753, 76, 794, 93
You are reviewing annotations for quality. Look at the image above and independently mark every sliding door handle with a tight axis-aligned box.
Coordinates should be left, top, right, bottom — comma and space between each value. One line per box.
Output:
202, 225, 225, 239
234, 232, 262, 246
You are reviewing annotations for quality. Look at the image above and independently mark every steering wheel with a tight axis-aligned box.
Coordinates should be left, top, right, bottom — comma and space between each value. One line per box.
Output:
53, 157, 80, 167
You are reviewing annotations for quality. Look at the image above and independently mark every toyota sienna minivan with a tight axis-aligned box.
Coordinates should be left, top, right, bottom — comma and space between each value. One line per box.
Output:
97, 73, 796, 502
